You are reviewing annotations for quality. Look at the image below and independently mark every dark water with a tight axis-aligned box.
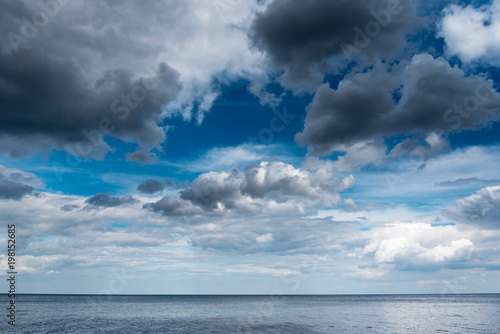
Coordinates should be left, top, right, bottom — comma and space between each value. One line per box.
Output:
2, 294, 500, 333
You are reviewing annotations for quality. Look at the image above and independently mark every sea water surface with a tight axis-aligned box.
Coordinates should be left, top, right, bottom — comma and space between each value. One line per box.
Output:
2, 294, 500, 333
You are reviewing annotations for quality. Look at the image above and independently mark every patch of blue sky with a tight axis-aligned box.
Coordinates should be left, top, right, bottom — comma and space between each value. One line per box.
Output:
448, 123, 500, 150
431, 222, 456, 227
161, 80, 309, 158
110, 222, 129, 228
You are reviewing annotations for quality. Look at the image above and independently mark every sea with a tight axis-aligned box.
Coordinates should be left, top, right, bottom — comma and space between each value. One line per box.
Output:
2, 294, 500, 333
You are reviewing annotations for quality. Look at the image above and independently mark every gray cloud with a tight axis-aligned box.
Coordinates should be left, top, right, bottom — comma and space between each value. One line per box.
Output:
0, 174, 35, 200
147, 196, 204, 217
437, 178, 500, 187
0, 0, 270, 124
445, 186, 500, 230
0, 0, 188, 73
60, 204, 80, 212
149, 161, 355, 216
137, 179, 166, 194
249, 0, 416, 91
0, 46, 182, 160
85, 193, 138, 208
295, 54, 500, 155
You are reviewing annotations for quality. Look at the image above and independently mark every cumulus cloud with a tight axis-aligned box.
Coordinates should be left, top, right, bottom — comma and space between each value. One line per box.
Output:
446, 186, 500, 230
249, 0, 416, 92
361, 222, 474, 270
295, 54, 500, 155
137, 179, 166, 194
438, 0, 500, 64
0, 47, 182, 160
148, 161, 355, 216
85, 193, 139, 208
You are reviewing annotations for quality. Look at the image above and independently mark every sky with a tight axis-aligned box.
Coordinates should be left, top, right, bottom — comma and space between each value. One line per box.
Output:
0, 0, 500, 295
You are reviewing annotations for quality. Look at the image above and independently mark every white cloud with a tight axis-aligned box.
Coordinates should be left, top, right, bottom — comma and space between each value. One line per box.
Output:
350, 266, 388, 280
175, 143, 291, 173
256, 233, 274, 243
438, 0, 500, 64
361, 222, 474, 267
332, 140, 388, 172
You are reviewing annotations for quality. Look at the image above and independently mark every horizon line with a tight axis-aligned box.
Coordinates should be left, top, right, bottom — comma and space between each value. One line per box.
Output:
2, 292, 499, 296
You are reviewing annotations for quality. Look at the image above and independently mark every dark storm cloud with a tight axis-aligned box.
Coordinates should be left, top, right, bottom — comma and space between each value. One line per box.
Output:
85, 193, 138, 208
137, 179, 165, 194
0, 46, 182, 159
0, 174, 35, 200
0, 0, 33, 37
295, 54, 500, 154
249, 0, 416, 91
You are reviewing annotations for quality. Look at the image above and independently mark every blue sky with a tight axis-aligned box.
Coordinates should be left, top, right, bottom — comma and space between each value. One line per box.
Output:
1, 0, 500, 294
